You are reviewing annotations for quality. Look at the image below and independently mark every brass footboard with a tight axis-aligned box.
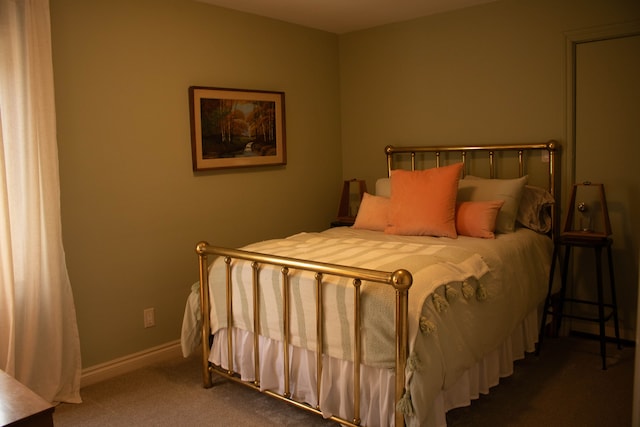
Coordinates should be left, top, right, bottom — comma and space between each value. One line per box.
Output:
196, 242, 413, 427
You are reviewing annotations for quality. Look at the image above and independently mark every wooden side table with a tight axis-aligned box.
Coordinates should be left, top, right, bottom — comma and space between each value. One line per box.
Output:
0, 370, 54, 426
538, 234, 622, 369
330, 218, 355, 228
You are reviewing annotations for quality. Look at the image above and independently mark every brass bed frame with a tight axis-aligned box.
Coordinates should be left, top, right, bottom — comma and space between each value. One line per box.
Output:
196, 141, 557, 427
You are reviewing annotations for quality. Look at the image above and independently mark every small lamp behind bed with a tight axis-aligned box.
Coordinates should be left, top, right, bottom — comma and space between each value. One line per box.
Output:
333, 179, 367, 227
562, 181, 612, 240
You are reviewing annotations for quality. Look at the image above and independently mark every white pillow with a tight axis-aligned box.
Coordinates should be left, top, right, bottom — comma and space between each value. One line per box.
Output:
375, 178, 391, 198
457, 175, 528, 233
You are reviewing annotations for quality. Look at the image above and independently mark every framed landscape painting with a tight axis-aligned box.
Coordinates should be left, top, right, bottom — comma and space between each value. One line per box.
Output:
189, 86, 286, 171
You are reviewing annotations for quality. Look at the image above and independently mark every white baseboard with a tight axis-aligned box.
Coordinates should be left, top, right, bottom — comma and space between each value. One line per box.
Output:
568, 319, 635, 342
81, 340, 182, 388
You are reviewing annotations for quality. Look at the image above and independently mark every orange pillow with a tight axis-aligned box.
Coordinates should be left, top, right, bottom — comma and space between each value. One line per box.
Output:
456, 200, 505, 239
353, 193, 390, 231
385, 163, 463, 238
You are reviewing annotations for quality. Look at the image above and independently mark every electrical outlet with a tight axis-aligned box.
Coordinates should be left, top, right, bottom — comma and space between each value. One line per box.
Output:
144, 307, 155, 328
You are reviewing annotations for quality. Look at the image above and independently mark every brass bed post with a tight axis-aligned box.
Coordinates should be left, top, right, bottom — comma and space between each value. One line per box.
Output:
488, 151, 495, 178
315, 273, 324, 410
517, 150, 524, 177
548, 143, 555, 196
546, 141, 558, 235
548, 141, 556, 196
461, 151, 467, 177
282, 267, 291, 398
225, 257, 234, 375
252, 262, 261, 387
196, 241, 213, 388
392, 269, 413, 427
353, 279, 362, 425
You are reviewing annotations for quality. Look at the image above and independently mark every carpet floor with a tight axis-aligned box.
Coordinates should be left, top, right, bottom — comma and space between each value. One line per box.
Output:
53, 335, 633, 426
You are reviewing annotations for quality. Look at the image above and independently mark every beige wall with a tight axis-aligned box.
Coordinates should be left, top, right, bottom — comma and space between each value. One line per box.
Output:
339, 0, 639, 186
51, 0, 342, 367
52, 0, 640, 369
339, 0, 639, 332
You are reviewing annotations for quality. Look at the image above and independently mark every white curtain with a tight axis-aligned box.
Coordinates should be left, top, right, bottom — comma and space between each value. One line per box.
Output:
0, 0, 81, 403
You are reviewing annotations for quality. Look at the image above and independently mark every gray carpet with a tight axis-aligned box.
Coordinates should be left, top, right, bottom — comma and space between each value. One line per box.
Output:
53, 335, 633, 426
446, 335, 633, 426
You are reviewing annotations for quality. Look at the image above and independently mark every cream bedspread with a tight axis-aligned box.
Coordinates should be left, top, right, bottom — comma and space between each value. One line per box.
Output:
207, 228, 492, 368
182, 226, 552, 426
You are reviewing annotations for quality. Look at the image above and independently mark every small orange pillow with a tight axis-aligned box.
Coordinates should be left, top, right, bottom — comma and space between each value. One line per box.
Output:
385, 163, 463, 238
456, 200, 505, 239
353, 193, 390, 231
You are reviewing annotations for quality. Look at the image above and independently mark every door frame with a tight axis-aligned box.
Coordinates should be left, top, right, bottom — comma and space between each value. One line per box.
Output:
564, 20, 640, 194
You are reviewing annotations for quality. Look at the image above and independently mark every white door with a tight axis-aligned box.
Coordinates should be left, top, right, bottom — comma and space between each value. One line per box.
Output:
573, 33, 640, 339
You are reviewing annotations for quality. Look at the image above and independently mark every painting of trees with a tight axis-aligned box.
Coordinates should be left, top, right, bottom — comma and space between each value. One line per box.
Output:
200, 98, 277, 158
189, 87, 285, 170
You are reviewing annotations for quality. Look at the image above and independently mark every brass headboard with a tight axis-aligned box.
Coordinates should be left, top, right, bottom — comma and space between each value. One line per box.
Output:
385, 141, 559, 233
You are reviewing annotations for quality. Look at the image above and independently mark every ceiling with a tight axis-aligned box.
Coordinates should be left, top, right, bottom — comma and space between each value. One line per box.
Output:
196, 0, 498, 34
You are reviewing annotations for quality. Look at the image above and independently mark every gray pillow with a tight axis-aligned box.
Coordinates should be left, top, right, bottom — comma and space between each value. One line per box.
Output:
457, 175, 528, 233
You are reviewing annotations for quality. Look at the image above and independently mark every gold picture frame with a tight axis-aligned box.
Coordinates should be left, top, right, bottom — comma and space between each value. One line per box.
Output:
189, 86, 286, 171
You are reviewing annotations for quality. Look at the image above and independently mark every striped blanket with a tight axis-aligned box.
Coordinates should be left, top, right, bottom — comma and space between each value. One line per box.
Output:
207, 230, 490, 367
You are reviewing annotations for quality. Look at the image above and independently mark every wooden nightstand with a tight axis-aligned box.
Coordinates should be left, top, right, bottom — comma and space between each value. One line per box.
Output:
334, 179, 366, 228
538, 235, 621, 369
330, 218, 355, 228
0, 370, 54, 426
538, 182, 621, 369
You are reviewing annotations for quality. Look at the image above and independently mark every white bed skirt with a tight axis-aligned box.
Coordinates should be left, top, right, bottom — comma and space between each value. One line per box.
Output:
210, 309, 539, 427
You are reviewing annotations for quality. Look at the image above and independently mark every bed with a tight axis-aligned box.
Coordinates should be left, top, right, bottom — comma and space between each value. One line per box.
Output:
181, 141, 558, 427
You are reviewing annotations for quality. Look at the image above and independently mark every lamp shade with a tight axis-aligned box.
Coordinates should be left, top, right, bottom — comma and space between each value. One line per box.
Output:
337, 179, 367, 221
561, 181, 611, 240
